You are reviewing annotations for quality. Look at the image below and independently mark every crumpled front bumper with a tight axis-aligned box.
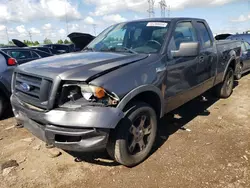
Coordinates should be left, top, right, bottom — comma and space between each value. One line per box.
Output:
11, 95, 124, 152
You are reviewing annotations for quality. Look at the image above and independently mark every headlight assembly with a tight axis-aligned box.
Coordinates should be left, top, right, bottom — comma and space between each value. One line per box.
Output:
59, 82, 120, 107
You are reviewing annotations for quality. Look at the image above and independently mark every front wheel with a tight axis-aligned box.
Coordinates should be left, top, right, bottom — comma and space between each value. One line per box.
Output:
107, 102, 157, 167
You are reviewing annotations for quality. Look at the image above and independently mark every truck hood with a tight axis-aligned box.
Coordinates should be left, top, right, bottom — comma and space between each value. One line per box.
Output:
67, 32, 95, 50
12, 39, 28, 47
17, 52, 148, 82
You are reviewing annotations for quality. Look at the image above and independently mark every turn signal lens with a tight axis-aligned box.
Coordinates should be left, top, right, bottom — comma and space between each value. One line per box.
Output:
94, 87, 105, 99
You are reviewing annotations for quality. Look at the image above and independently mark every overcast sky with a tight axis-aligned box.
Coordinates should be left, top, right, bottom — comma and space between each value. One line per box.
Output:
0, 0, 249, 44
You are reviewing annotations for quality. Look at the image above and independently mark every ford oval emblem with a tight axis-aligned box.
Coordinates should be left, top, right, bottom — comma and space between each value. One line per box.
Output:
20, 83, 31, 92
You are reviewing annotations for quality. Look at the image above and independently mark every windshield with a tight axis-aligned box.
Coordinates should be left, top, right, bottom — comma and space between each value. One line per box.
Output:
86, 21, 169, 54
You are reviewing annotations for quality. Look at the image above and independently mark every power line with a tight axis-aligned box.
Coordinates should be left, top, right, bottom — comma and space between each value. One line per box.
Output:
147, 0, 155, 18
65, 0, 69, 35
159, 0, 166, 17
28, 31, 32, 42
167, 5, 171, 17
92, 24, 96, 36
5, 27, 9, 43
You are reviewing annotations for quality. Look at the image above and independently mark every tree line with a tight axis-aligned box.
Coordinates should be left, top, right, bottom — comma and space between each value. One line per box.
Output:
1, 38, 72, 47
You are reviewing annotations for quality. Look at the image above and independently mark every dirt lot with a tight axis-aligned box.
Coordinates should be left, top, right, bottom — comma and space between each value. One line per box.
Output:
0, 75, 250, 188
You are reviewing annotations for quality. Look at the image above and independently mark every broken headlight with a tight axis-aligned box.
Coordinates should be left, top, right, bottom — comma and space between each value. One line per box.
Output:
59, 83, 120, 107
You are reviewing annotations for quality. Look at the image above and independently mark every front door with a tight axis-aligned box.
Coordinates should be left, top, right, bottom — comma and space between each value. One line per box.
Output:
164, 21, 201, 112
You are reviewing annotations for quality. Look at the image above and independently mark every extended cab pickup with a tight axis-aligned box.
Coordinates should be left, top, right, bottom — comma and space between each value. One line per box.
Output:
11, 18, 241, 166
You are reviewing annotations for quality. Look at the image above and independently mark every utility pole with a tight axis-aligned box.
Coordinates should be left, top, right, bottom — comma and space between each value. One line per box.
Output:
65, 0, 69, 35
92, 24, 96, 36
28, 31, 32, 42
159, 0, 166, 17
5, 26, 9, 44
167, 5, 171, 17
147, 0, 155, 18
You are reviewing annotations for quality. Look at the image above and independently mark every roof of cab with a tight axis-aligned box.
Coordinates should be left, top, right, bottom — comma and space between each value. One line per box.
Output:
123, 17, 206, 23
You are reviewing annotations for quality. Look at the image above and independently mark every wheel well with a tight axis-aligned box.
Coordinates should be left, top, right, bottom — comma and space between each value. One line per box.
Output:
124, 91, 162, 118
228, 59, 236, 72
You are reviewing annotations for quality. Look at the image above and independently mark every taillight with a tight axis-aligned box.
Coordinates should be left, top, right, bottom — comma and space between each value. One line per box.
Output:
7, 58, 17, 66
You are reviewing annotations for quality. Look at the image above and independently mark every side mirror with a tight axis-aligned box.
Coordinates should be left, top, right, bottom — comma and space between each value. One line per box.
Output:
171, 42, 199, 57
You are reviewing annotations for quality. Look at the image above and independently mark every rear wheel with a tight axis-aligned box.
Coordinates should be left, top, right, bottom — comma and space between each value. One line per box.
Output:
107, 102, 157, 167
235, 63, 243, 80
214, 67, 234, 98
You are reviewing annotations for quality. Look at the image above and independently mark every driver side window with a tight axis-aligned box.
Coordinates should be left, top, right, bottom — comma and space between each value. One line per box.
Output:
169, 22, 198, 51
103, 29, 126, 47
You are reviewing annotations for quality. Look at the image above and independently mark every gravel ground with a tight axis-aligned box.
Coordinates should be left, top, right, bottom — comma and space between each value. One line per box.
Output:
0, 74, 249, 188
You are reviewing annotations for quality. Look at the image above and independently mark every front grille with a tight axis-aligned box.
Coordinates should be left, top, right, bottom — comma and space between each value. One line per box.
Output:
14, 73, 53, 109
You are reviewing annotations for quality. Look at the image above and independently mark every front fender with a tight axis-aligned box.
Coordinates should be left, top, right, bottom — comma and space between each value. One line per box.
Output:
117, 85, 164, 118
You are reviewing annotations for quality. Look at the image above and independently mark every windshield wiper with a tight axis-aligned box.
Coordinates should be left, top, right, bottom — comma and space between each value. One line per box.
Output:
105, 46, 137, 54
119, 47, 138, 54
83, 47, 95, 52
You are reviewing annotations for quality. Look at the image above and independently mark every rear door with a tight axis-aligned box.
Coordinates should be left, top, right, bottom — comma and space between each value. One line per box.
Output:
195, 21, 217, 91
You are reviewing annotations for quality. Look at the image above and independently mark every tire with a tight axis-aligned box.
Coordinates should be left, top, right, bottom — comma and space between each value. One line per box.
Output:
214, 67, 234, 98
107, 102, 157, 167
235, 63, 243, 80
0, 93, 7, 119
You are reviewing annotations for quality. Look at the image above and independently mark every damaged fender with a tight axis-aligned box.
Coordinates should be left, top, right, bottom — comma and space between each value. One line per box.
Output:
117, 85, 165, 118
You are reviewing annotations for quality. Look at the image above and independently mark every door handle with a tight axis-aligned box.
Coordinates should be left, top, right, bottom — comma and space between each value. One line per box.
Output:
156, 66, 167, 73
199, 56, 204, 63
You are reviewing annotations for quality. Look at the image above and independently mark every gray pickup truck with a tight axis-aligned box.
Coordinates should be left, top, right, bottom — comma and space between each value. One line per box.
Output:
11, 18, 241, 166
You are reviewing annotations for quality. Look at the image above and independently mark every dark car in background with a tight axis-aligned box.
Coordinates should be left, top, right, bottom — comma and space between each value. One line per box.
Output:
215, 34, 250, 79
227, 34, 250, 42
1, 47, 53, 65
67, 32, 95, 51
0, 51, 17, 118
42, 44, 75, 54
235, 40, 250, 79
0, 48, 53, 118
43, 33, 95, 53
218, 34, 250, 79
12, 39, 56, 55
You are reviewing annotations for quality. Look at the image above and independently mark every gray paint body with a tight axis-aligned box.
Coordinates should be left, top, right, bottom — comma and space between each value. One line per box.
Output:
11, 18, 241, 152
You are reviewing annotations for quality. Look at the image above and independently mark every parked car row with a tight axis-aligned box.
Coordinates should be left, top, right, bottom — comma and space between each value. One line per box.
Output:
11, 32, 95, 55
8, 17, 248, 167
0, 32, 95, 118
215, 33, 250, 79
